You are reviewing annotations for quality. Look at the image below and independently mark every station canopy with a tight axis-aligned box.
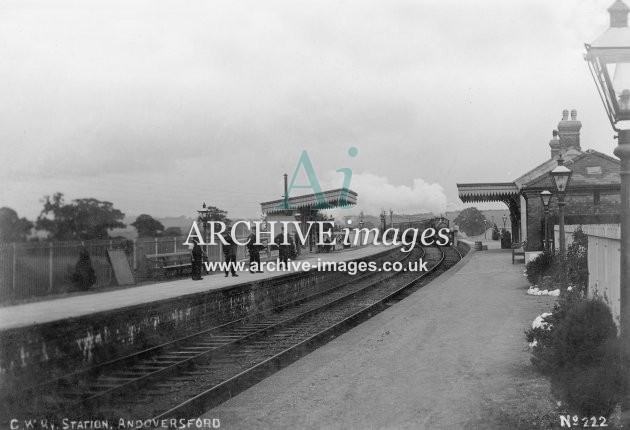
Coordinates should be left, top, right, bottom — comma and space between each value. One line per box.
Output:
260, 188, 358, 214
457, 155, 565, 204
457, 182, 519, 203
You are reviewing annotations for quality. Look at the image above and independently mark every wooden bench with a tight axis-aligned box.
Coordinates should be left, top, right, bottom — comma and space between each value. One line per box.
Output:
511, 241, 526, 264
146, 251, 193, 277
317, 234, 344, 253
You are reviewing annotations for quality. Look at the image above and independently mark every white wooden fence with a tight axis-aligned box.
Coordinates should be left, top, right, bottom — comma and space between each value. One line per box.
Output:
555, 224, 621, 325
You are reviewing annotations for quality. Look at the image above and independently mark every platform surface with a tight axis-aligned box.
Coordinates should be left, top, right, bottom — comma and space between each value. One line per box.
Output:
0, 245, 391, 331
202, 246, 558, 429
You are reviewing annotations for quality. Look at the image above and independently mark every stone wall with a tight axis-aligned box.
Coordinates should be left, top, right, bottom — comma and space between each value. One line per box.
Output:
0, 246, 400, 393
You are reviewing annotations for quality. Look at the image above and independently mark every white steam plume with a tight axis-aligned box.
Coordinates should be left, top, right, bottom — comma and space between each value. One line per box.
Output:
323, 171, 447, 216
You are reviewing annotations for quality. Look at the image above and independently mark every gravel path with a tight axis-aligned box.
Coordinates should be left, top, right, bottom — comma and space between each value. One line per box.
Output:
201, 249, 558, 429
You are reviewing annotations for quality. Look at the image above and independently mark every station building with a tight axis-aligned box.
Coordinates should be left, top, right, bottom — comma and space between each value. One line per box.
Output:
457, 109, 621, 253
260, 188, 358, 253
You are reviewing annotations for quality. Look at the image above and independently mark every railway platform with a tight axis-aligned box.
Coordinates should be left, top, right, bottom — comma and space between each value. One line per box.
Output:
0, 244, 389, 331
0, 244, 401, 393
202, 241, 558, 429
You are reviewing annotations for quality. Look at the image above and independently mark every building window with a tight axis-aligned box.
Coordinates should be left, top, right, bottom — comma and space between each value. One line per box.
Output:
587, 166, 602, 175
594, 191, 600, 205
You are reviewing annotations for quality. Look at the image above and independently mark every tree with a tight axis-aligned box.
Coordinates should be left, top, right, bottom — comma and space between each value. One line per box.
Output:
36, 193, 126, 241
162, 226, 183, 237
131, 214, 165, 238
454, 207, 486, 236
0, 207, 33, 242
197, 204, 231, 224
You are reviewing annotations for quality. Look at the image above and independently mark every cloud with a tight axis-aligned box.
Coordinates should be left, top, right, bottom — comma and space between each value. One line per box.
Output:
0, 0, 617, 221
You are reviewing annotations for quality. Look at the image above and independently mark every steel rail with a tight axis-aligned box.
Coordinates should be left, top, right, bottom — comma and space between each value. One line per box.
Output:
14, 246, 408, 418
152, 246, 462, 420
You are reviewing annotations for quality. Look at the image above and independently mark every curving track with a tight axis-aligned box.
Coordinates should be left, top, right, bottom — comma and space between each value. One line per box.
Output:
7, 244, 464, 424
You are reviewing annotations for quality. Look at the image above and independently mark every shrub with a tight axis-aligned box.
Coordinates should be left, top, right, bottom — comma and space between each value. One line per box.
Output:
551, 299, 617, 369
554, 339, 625, 418
525, 252, 554, 285
551, 285, 585, 320
538, 257, 570, 292
526, 228, 624, 418
491, 225, 500, 240
524, 227, 587, 290
566, 227, 588, 289
528, 298, 627, 418
527, 290, 593, 373
72, 247, 96, 291
525, 321, 556, 373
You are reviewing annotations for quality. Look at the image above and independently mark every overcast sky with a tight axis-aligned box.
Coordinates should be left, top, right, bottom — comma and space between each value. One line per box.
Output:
0, 0, 620, 222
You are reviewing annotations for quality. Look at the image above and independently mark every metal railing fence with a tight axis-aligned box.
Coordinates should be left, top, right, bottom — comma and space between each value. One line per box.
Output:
0, 236, 248, 303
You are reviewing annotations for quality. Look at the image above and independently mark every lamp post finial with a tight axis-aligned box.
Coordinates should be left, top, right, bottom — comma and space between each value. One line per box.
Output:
609, 0, 630, 28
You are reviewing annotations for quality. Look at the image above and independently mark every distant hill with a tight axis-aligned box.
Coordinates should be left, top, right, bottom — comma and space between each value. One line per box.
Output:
110, 215, 196, 239
110, 214, 257, 239
158, 215, 197, 230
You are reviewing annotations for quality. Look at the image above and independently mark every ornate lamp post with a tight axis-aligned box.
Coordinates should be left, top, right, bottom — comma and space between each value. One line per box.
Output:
585, 1, 630, 422
197, 202, 213, 258
540, 190, 552, 253
380, 211, 386, 239
550, 160, 572, 259
197, 202, 211, 243
502, 214, 507, 230
359, 218, 364, 245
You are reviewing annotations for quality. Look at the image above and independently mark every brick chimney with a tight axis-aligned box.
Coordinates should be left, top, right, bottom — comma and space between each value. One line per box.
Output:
557, 109, 582, 153
549, 130, 561, 158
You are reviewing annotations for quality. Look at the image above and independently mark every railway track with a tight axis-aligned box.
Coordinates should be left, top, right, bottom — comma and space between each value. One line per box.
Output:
8, 246, 408, 417
153, 245, 463, 422
9, 244, 464, 423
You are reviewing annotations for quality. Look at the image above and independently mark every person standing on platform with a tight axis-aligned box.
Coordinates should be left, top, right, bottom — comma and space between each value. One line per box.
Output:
222, 228, 239, 277
246, 226, 264, 273
293, 230, 301, 257
191, 239, 204, 281
72, 247, 97, 290
275, 227, 290, 267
